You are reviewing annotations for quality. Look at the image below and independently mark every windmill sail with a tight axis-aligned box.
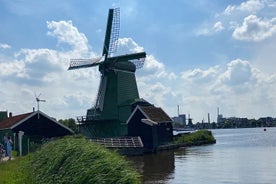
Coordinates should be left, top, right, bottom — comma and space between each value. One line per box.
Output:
94, 75, 107, 111
108, 8, 120, 55
102, 8, 120, 58
68, 56, 104, 70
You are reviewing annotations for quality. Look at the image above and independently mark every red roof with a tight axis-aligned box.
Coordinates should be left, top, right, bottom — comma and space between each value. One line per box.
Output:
139, 106, 172, 123
0, 112, 33, 129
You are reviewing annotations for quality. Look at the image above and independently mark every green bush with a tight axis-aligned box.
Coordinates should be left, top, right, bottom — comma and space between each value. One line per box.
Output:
28, 136, 141, 184
174, 129, 216, 145
0, 136, 141, 184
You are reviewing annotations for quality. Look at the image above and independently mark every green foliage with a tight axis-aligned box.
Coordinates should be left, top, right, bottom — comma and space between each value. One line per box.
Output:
58, 118, 77, 132
174, 130, 216, 145
28, 136, 141, 184
0, 136, 141, 184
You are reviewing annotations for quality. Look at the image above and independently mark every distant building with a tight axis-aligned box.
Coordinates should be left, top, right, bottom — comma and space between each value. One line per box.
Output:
172, 114, 186, 126
217, 114, 224, 124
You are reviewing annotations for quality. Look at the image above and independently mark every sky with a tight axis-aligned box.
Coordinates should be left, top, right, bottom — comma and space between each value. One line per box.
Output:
1, 0, 276, 123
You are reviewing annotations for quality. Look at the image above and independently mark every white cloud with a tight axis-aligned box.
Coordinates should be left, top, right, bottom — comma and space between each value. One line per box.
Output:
213, 21, 225, 32
144, 55, 164, 71
232, 15, 276, 41
139, 82, 173, 108
181, 66, 220, 85
47, 20, 90, 55
0, 60, 26, 77
0, 43, 11, 49
251, 34, 276, 74
197, 0, 275, 37
224, 0, 265, 15
116, 37, 144, 55
195, 21, 225, 36
220, 59, 255, 86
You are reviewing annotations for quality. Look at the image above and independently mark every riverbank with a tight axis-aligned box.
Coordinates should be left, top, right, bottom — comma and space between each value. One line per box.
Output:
0, 130, 215, 183
157, 129, 216, 151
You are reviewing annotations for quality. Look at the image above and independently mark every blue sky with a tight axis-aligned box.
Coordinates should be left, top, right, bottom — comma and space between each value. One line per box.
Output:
1, 0, 276, 123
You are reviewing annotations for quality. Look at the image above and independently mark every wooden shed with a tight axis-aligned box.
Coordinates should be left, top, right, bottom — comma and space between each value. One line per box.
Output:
127, 105, 173, 150
0, 111, 74, 155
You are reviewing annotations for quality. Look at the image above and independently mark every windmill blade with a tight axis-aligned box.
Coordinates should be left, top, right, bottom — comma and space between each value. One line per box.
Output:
108, 8, 120, 55
68, 56, 104, 70
34, 92, 41, 98
129, 57, 146, 69
108, 52, 146, 63
102, 8, 120, 58
34, 92, 40, 102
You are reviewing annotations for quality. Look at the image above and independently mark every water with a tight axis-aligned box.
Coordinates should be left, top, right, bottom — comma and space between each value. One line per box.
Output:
127, 128, 276, 184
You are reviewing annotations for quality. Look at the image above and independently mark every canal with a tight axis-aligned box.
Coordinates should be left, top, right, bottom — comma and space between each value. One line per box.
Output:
127, 127, 276, 184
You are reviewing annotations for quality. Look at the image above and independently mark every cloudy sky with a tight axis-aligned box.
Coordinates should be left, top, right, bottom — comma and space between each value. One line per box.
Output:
1, 0, 276, 123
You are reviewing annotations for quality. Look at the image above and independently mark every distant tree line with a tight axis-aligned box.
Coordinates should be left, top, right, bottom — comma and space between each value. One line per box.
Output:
214, 117, 276, 129
173, 117, 276, 129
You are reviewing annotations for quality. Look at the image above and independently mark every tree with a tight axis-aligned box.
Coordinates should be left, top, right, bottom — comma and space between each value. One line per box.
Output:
58, 118, 77, 133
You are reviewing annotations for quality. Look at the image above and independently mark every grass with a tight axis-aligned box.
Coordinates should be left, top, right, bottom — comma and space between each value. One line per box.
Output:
0, 136, 141, 184
174, 129, 216, 146
0, 156, 33, 184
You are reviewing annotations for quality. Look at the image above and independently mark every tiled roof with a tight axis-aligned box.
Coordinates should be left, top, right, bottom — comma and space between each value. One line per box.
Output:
0, 112, 33, 129
140, 106, 172, 123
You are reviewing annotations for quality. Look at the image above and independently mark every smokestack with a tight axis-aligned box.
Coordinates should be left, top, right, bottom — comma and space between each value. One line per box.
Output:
208, 113, 210, 124
9, 112, 12, 117
33, 107, 35, 112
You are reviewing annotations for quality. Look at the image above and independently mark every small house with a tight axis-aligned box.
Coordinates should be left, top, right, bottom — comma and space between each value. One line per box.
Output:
127, 105, 173, 150
0, 110, 74, 155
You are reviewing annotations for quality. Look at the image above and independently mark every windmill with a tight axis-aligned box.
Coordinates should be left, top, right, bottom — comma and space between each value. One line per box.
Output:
35, 93, 46, 119
68, 8, 146, 138
35, 93, 46, 112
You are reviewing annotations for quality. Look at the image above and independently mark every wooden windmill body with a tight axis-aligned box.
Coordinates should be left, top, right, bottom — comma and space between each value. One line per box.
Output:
69, 8, 146, 138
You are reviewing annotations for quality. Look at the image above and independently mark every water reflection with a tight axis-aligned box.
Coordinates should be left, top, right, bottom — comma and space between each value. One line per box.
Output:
127, 151, 175, 183
128, 128, 276, 183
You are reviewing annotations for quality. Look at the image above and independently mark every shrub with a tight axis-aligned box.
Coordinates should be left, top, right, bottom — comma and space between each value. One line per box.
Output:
28, 136, 141, 184
174, 129, 216, 145
1, 136, 140, 184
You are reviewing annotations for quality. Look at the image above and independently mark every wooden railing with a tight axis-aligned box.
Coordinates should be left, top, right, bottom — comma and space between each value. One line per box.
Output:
91, 136, 143, 148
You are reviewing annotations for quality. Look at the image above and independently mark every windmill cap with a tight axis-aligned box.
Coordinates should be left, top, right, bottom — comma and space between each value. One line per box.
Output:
114, 61, 136, 71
